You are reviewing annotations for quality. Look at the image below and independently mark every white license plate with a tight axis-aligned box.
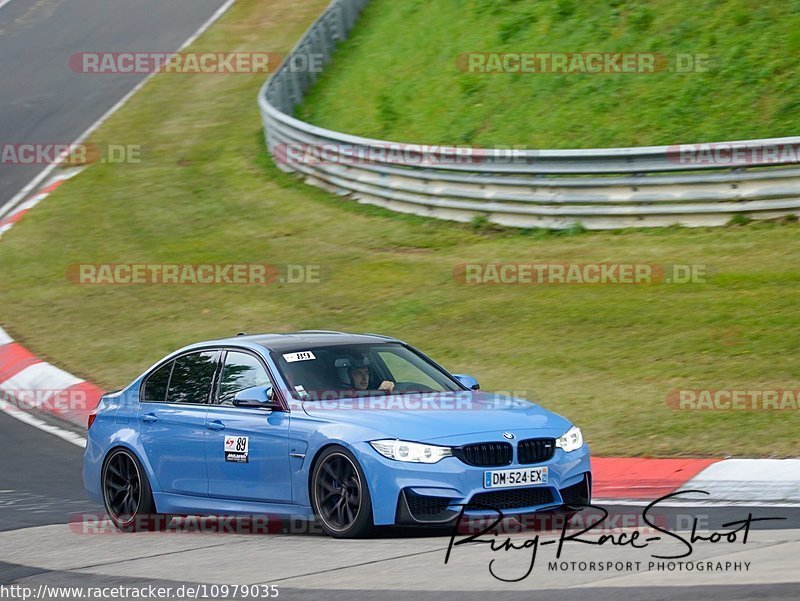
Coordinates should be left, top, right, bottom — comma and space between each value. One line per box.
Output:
484, 467, 548, 489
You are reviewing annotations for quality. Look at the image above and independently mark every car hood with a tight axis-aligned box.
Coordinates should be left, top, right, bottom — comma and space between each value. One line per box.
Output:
300, 391, 572, 442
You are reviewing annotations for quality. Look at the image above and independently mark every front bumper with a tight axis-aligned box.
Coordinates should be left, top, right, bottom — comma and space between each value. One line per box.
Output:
395, 472, 591, 525
354, 441, 591, 526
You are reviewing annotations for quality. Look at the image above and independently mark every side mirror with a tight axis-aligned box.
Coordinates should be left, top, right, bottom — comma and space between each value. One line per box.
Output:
232, 385, 282, 410
453, 374, 480, 390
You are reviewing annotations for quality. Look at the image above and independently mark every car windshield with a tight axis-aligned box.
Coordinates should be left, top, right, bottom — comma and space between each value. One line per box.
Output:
271, 343, 462, 400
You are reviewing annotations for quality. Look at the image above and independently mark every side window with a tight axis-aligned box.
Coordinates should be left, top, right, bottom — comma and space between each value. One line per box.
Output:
142, 361, 173, 402
218, 351, 272, 405
166, 351, 220, 405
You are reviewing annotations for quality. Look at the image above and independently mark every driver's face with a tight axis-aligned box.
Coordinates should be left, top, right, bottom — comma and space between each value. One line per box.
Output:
351, 367, 369, 390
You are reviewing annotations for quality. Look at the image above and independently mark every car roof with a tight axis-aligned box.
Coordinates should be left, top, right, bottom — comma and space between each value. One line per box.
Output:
206, 330, 400, 353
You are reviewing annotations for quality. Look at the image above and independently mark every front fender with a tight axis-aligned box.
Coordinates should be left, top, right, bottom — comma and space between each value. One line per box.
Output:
289, 411, 398, 512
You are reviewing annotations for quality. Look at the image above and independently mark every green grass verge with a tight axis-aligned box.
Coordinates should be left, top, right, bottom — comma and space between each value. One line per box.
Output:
1, 0, 799, 457
297, 0, 800, 148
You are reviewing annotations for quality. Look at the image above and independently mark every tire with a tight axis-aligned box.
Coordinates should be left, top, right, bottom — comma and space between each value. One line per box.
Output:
310, 445, 374, 538
102, 448, 169, 532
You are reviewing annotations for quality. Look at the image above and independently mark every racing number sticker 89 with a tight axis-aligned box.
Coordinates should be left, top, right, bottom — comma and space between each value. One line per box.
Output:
283, 351, 316, 362
224, 435, 249, 463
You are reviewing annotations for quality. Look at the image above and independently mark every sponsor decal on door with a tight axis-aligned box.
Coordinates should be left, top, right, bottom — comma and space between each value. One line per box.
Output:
225, 435, 249, 463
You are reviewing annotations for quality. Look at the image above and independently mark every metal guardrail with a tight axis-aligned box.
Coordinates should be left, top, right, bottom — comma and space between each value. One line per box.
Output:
258, 0, 800, 229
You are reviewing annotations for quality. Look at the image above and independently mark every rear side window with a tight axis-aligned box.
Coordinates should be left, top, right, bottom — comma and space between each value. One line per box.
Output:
217, 351, 272, 405
142, 361, 173, 402
166, 351, 220, 405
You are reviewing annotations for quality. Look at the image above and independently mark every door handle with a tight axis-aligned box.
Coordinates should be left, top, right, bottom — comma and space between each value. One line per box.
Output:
207, 420, 225, 431
140, 413, 158, 423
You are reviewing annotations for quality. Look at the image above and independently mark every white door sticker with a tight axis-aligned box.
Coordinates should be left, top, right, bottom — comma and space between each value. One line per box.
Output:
224, 435, 249, 464
283, 351, 316, 362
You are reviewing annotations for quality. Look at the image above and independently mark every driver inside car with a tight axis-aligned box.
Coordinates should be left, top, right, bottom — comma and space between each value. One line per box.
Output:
340, 356, 395, 394
350, 365, 395, 393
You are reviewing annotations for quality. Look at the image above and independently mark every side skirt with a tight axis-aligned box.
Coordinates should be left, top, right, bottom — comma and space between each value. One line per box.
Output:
153, 492, 315, 521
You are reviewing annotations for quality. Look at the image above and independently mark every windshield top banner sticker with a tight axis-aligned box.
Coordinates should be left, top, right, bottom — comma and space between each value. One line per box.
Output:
283, 351, 316, 362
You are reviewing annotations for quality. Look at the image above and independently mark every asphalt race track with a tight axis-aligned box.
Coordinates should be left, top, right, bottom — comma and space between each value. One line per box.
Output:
0, 0, 228, 211
0, 407, 798, 600
0, 410, 96, 532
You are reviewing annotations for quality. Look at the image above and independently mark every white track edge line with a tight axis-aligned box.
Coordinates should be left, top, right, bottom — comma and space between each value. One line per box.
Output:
0, 0, 237, 219
0, 399, 86, 448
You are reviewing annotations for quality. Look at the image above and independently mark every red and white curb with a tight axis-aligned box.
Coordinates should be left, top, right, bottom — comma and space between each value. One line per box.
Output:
593, 457, 800, 504
0, 167, 85, 239
0, 324, 104, 438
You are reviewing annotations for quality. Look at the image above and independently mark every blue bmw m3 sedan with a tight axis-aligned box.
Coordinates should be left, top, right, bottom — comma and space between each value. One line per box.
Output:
83, 331, 591, 537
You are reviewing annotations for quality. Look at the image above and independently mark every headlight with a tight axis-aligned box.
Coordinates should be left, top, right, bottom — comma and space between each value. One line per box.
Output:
555, 426, 583, 453
370, 439, 453, 464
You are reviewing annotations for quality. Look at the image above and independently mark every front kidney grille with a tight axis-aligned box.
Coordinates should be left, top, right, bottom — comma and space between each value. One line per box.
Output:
453, 442, 512, 467
517, 438, 556, 464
